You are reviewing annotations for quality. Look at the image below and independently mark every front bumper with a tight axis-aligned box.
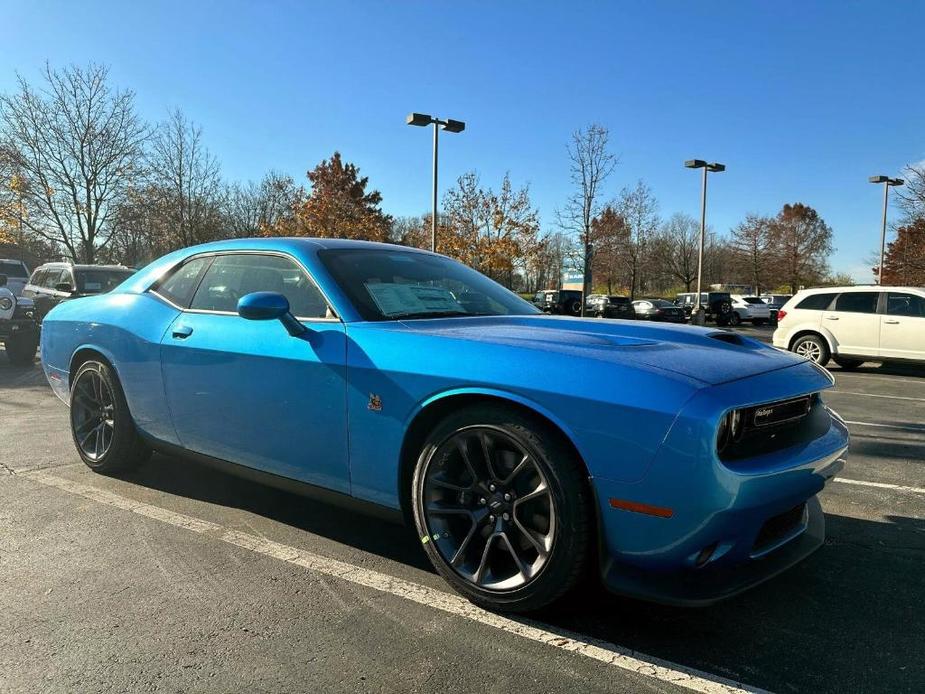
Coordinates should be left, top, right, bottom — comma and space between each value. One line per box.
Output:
0, 318, 37, 341
592, 361, 848, 606
601, 494, 830, 606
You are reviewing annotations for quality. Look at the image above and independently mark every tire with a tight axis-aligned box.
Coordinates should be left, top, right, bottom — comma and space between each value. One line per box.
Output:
569, 300, 582, 316
411, 403, 592, 613
791, 334, 830, 366
4, 332, 38, 365
832, 356, 864, 370
69, 359, 151, 473
728, 312, 741, 327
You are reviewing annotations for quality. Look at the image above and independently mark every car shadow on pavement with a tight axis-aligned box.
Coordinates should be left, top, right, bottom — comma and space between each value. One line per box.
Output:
117, 453, 925, 694
120, 452, 434, 573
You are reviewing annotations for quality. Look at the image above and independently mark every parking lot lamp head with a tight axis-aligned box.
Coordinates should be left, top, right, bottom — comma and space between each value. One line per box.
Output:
406, 112, 466, 253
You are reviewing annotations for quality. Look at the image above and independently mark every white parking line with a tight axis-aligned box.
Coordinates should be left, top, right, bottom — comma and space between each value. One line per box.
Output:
845, 420, 925, 434
23, 469, 763, 694
830, 391, 925, 402
833, 477, 925, 495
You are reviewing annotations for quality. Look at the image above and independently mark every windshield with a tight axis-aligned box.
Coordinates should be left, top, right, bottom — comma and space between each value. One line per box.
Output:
742, 297, 764, 304
317, 248, 541, 321
650, 299, 674, 307
75, 268, 135, 294
0, 260, 28, 278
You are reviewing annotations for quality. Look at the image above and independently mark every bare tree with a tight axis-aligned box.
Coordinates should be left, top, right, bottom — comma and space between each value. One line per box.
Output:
729, 213, 773, 294
897, 161, 925, 223
556, 124, 617, 314
225, 171, 300, 236
0, 63, 147, 262
146, 109, 224, 249
613, 180, 659, 298
652, 213, 700, 292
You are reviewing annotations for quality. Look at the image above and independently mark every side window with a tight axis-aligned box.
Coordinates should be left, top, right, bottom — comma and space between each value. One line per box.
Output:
190, 254, 329, 319
887, 292, 925, 317
796, 293, 836, 310
30, 269, 45, 287
834, 292, 878, 314
154, 257, 212, 308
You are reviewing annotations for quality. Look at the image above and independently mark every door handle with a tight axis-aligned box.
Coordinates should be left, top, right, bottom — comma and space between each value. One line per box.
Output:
884, 319, 900, 324
824, 315, 839, 320
172, 324, 193, 339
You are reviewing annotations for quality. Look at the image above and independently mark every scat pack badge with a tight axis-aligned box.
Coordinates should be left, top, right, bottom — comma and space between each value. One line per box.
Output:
367, 393, 383, 412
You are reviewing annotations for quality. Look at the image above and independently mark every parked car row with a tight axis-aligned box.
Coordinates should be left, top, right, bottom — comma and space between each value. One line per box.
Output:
1, 259, 136, 364
532, 288, 787, 326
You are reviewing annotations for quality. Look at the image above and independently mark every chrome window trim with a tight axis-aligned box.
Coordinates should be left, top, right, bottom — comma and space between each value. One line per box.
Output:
150, 249, 343, 324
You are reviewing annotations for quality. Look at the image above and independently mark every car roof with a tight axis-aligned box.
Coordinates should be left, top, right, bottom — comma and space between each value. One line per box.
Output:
795, 285, 925, 294
36, 262, 132, 270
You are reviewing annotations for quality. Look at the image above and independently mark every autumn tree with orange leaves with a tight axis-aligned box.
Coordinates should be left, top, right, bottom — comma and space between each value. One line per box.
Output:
269, 152, 391, 241
877, 218, 925, 285
439, 171, 540, 284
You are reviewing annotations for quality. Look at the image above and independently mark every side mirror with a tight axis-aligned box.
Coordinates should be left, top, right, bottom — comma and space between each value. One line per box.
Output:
55, 282, 74, 294
237, 291, 307, 337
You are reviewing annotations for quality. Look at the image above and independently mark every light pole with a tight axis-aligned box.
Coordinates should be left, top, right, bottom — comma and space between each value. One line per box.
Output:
869, 175, 904, 284
684, 159, 725, 325
406, 113, 465, 253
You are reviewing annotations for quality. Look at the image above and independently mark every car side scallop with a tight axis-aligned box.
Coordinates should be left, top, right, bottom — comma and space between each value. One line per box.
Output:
40, 238, 848, 607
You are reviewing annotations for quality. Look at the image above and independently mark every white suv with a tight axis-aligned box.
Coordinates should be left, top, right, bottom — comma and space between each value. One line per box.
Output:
730, 295, 771, 326
772, 286, 925, 368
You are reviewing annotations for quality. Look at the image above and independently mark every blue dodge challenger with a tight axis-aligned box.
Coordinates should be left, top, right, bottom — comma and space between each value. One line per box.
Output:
40, 238, 848, 612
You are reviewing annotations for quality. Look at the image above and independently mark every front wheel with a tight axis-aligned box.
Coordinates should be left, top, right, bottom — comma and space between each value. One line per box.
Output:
70, 360, 151, 473
412, 404, 591, 613
4, 331, 38, 365
792, 334, 830, 366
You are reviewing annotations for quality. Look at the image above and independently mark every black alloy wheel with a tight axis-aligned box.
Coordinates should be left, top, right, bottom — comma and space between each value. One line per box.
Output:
70, 360, 151, 472
71, 367, 116, 462
412, 404, 591, 612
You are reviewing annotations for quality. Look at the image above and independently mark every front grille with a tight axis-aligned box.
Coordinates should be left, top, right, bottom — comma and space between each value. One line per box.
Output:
750, 396, 812, 428
719, 393, 829, 462
752, 503, 806, 556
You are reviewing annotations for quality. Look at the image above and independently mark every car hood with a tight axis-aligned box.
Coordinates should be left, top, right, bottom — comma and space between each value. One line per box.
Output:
391, 314, 807, 386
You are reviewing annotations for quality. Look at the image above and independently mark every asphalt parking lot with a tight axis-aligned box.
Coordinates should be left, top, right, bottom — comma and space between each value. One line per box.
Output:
1, 334, 923, 694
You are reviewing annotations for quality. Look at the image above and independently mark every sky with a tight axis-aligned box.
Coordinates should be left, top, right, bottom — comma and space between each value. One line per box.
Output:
1, 1, 923, 281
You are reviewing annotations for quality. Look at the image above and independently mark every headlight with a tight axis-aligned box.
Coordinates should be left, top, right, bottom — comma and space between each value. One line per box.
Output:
716, 409, 744, 453
0, 297, 12, 311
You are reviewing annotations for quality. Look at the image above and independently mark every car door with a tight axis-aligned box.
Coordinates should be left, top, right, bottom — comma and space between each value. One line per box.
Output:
32, 269, 65, 322
823, 291, 881, 357
880, 292, 925, 361
159, 252, 350, 492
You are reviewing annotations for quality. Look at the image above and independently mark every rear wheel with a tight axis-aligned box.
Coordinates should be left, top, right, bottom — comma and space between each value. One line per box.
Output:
4, 331, 38, 365
70, 360, 151, 473
412, 404, 591, 613
792, 334, 830, 366
728, 312, 741, 327
832, 356, 864, 370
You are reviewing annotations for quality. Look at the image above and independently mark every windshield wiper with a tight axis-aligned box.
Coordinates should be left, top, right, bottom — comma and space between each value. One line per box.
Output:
392, 311, 493, 320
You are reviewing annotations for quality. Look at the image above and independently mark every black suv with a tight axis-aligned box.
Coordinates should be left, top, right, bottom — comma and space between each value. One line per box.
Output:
675, 291, 735, 326
585, 294, 635, 319
532, 289, 583, 316
23, 263, 136, 323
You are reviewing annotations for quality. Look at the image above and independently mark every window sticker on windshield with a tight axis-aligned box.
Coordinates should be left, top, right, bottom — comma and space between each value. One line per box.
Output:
365, 282, 463, 317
